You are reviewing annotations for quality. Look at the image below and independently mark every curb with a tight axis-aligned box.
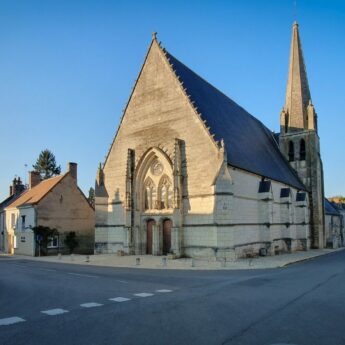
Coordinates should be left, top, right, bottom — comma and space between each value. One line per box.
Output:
280, 247, 345, 268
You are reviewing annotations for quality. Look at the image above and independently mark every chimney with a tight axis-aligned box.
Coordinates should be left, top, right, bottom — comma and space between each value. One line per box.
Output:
9, 185, 13, 196
15, 177, 25, 194
68, 162, 77, 182
29, 171, 41, 189
12, 178, 17, 195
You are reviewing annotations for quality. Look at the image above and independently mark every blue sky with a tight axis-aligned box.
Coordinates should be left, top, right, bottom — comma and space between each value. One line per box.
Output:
0, 0, 344, 201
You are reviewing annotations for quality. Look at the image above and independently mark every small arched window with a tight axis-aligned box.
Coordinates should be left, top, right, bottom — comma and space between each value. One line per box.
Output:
144, 177, 156, 210
158, 175, 172, 209
288, 141, 295, 162
300, 139, 306, 161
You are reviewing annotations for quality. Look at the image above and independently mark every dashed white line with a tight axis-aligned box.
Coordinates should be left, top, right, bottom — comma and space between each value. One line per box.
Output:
109, 297, 131, 302
39, 268, 56, 272
67, 272, 98, 278
80, 302, 103, 308
41, 308, 68, 316
0, 317, 25, 326
116, 280, 128, 284
134, 293, 154, 298
156, 289, 173, 293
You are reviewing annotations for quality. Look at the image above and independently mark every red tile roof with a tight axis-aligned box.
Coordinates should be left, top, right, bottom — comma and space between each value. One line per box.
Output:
6, 174, 66, 208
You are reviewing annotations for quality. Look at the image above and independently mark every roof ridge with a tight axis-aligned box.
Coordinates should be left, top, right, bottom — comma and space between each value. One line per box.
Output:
159, 45, 305, 189
163, 49, 266, 127
5, 173, 68, 209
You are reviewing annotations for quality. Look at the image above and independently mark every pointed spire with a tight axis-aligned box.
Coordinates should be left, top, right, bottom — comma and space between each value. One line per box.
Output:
284, 22, 312, 131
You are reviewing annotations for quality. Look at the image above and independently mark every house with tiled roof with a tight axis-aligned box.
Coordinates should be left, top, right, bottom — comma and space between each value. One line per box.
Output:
0, 178, 26, 253
94, 23, 329, 258
4, 163, 95, 256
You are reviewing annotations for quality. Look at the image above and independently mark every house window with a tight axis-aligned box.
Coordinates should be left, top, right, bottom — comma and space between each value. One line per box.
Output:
21, 215, 26, 231
300, 139, 306, 161
47, 236, 59, 248
288, 141, 295, 162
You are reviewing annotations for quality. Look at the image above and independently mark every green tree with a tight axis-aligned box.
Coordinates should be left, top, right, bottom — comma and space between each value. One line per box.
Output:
33, 149, 61, 179
88, 187, 95, 208
64, 231, 79, 254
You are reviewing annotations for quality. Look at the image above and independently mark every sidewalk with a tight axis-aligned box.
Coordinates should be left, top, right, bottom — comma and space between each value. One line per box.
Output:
5, 247, 344, 270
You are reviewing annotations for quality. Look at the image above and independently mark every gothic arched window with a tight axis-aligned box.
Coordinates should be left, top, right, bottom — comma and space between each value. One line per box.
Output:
288, 141, 295, 162
158, 175, 172, 209
300, 139, 306, 161
144, 177, 156, 210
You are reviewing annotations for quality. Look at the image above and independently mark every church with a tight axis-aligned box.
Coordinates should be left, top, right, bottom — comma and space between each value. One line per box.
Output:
94, 23, 326, 259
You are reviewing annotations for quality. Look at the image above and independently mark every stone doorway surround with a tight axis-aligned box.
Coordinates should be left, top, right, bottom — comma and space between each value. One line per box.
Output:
141, 216, 175, 256
163, 219, 172, 255
146, 219, 155, 255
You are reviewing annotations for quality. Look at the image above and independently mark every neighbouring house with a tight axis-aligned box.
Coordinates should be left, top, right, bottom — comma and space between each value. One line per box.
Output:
4, 163, 95, 256
325, 199, 344, 248
0, 178, 26, 253
94, 22, 327, 259
324, 199, 343, 248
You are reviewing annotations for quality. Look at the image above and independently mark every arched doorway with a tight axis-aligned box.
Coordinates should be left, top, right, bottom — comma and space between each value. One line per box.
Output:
146, 219, 155, 255
163, 219, 172, 255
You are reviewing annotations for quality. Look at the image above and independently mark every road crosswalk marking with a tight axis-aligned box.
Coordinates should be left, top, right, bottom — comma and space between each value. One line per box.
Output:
156, 289, 173, 293
134, 293, 154, 297
0, 317, 25, 326
109, 297, 131, 302
2, 289, 174, 326
41, 308, 69, 316
80, 302, 103, 308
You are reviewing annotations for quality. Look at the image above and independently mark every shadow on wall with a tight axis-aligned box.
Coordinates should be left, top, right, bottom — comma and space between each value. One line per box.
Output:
34, 232, 94, 256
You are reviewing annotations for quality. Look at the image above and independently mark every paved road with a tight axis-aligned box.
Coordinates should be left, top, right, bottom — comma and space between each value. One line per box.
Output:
0, 250, 344, 345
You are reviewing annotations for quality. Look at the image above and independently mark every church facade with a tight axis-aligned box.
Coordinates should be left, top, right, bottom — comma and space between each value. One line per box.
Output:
94, 23, 325, 259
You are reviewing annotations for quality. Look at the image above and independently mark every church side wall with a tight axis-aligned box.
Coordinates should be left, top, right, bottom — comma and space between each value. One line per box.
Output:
182, 167, 310, 259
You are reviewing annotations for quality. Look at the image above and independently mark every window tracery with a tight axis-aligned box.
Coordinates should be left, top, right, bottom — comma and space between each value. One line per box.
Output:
158, 175, 173, 209
144, 177, 156, 210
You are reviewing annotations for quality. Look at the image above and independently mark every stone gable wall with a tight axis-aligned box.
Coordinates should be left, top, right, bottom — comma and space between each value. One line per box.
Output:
102, 42, 220, 210
37, 174, 95, 253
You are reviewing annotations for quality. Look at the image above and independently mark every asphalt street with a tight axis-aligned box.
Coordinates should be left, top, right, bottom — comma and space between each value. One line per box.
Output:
1, 250, 345, 345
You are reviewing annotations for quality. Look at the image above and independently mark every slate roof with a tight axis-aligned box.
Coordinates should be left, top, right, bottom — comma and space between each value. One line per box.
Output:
6, 174, 66, 209
164, 50, 305, 190
325, 199, 341, 216
0, 193, 25, 211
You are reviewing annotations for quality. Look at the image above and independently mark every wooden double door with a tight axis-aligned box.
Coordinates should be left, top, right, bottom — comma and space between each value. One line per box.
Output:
146, 219, 172, 255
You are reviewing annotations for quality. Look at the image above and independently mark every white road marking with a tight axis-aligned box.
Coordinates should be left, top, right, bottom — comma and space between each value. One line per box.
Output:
156, 289, 173, 293
134, 293, 154, 297
11, 264, 28, 268
0, 317, 25, 326
67, 272, 98, 278
41, 308, 68, 316
116, 280, 128, 284
80, 302, 103, 308
109, 297, 131, 302
39, 268, 56, 272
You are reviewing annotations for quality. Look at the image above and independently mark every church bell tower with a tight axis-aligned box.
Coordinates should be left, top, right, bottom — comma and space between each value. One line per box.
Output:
279, 22, 325, 248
